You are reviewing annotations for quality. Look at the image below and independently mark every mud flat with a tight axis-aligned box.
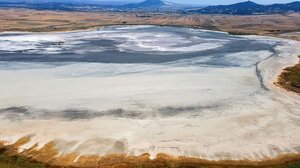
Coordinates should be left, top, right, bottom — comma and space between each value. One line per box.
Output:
0, 26, 300, 167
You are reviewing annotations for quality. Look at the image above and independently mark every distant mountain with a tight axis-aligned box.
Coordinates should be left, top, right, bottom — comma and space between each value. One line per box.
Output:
1, 0, 299, 14
267, 1, 300, 12
190, 1, 300, 15
0, 0, 187, 11
0, 0, 106, 11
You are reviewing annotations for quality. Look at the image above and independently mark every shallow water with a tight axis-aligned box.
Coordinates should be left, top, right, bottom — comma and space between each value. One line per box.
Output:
0, 25, 275, 64
0, 26, 299, 160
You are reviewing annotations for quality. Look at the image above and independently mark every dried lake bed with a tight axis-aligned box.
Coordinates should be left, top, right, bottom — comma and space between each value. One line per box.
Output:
0, 25, 300, 162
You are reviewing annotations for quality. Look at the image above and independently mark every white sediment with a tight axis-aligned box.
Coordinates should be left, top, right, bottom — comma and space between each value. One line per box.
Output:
0, 27, 300, 161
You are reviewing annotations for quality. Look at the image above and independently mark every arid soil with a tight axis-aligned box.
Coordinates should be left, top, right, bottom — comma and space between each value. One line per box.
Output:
1, 9, 300, 40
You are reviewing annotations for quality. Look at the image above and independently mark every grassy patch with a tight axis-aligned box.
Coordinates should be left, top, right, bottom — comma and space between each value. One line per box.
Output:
286, 162, 300, 168
0, 151, 46, 168
228, 31, 257, 35
278, 55, 300, 93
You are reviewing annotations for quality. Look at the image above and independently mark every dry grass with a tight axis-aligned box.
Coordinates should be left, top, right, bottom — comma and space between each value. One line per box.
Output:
278, 56, 300, 93
1, 137, 300, 168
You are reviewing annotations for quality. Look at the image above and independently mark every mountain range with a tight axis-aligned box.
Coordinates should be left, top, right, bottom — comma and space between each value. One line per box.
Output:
0, 0, 300, 14
190, 1, 300, 15
0, 0, 188, 11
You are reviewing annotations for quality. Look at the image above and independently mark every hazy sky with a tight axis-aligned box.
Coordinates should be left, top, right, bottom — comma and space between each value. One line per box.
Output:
174, 0, 297, 5
103, 0, 297, 5
2, 0, 298, 5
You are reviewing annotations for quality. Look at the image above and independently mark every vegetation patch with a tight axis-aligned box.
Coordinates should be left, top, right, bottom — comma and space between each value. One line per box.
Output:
278, 55, 300, 93
228, 31, 257, 35
0, 152, 46, 168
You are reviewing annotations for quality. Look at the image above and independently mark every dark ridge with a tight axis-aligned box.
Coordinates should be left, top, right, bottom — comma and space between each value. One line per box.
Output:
189, 1, 300, 15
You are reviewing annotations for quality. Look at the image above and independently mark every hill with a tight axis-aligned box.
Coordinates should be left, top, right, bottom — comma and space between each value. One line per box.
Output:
191, 1, 300, 15
0, 0, 186, 11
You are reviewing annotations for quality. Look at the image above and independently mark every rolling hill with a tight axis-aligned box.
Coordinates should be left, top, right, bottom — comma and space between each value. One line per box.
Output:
0, 0, 186, 11
190, 1, 300, 15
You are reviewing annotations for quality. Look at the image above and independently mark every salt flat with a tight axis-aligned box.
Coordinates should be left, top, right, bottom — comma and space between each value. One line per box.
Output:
0, 26, 299, 161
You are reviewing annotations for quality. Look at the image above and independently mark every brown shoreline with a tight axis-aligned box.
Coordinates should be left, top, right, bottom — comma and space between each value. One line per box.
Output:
1, 137, 300, 168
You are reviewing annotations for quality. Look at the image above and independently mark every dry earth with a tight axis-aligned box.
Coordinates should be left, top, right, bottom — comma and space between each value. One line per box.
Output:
1, 9, 300, 40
